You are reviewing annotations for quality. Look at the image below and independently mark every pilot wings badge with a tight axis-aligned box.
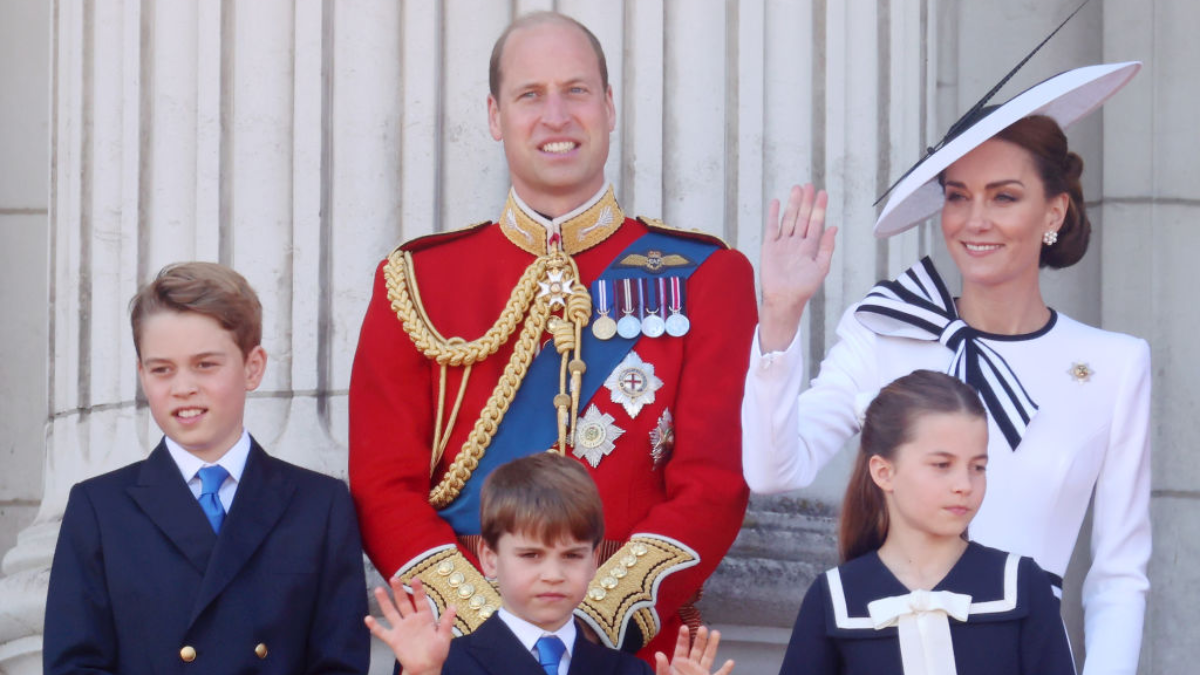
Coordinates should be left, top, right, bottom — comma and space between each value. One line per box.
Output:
616, 250, 693, 274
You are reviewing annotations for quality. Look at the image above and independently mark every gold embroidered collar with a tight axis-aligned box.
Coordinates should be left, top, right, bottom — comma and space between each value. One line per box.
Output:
499, 186, 625, 256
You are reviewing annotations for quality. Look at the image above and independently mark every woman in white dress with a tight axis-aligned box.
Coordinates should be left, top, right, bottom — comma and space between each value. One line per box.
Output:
742, 62, 1149, 675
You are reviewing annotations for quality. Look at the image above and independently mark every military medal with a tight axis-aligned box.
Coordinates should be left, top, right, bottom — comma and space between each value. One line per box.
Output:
591, 279, 617, 340
572, 404, 625, 468
537, 268, 573, 307
616, 278, 642, 339
649, 408, 675, 470
664, 276, 690, 337
604, 350, 663, 418
641, 279, 666, 338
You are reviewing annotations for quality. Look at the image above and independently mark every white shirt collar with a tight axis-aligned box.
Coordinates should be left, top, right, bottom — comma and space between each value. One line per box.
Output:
497, 607, 576, 660
165, 429, 253, 485
510, 184, 610, 235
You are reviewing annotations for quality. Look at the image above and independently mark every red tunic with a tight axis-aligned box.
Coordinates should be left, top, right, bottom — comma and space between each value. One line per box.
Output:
349, 193, 755, 658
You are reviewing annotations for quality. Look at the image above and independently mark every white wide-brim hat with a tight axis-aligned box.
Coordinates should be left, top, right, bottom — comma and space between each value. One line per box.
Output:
874, 61, 1142, 238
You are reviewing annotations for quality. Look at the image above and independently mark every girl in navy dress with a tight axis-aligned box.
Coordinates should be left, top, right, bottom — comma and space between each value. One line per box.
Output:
780, 370, 1074, 675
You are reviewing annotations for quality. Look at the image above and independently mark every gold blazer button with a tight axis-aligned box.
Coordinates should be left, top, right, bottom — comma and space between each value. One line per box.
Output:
255, 643, 268, 659
179, 646, 197, 662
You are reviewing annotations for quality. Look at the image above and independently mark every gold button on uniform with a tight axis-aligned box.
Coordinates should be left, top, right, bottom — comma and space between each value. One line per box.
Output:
179, 646, 196, 662
255, 643, 268, 659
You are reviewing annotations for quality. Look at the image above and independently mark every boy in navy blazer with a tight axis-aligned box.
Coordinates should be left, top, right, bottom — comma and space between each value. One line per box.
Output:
365, 453, 735, 675
44, 262, 370, 674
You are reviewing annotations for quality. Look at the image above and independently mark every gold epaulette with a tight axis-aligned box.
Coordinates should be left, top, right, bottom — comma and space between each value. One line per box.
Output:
636, 216, 732, 249
396, 546, 501, 635
574, 535, 700, 651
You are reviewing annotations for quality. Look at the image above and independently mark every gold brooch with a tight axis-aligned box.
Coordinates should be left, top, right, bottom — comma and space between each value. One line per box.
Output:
1067, 362, 1093, 383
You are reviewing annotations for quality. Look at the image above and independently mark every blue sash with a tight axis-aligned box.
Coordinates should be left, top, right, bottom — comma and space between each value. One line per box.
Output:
438, 231, 720, 533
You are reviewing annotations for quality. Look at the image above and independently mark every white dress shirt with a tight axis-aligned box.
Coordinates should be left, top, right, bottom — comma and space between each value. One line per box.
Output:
497, 607, 576, 675
165, 429, 252, 513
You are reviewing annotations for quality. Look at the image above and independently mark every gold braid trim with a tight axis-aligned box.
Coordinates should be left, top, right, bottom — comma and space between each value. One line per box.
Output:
398, 547, 501, 635
574, 535, 700, 650
384, 248, 590, 508
385, 249, 547, 366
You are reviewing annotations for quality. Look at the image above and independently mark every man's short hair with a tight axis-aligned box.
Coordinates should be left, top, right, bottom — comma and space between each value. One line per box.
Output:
129, 262, 263, 359
488, 11, 609, 100
480, 452, 605, 550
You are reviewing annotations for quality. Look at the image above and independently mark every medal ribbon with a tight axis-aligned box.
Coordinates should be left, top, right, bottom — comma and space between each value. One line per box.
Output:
655, 278, 667, 320
669, 276, 684, 314
437, 231, 721, 534
595, 279, 610, 316
621, 279, 635, 317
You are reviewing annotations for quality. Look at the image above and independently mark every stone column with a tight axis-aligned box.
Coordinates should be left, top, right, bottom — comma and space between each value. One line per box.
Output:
0, 0, 51, 669
1102, 2, 1200, 673
0, 1, 356, 671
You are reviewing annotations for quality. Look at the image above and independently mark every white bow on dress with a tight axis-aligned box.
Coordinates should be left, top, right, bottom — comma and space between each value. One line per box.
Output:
867, 589, 972, 675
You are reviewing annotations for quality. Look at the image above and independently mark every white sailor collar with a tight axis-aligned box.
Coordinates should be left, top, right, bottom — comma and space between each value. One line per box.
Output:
822, 542, 1031, 639
499, 185, 625, 256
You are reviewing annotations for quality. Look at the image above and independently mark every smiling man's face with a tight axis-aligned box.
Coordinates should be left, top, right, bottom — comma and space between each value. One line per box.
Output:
487, 20, 615, 217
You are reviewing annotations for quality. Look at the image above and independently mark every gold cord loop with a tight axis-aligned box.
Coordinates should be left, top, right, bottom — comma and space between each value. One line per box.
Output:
385, 247, 592, 507
385, 249, 548, 367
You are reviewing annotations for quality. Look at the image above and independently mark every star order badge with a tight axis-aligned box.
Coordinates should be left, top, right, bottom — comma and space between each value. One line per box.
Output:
604, 350, 664, 419
572, 405, 625, 468
1067, 362, 1093, 383
649, 408, 675, 470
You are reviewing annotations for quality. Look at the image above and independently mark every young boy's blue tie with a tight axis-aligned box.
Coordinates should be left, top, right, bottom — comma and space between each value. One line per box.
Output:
534, 635, 566, 675
198, 465, 230, 533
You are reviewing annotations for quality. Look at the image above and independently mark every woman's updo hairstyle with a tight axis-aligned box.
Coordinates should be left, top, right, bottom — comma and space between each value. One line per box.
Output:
994, 114, 1089, 268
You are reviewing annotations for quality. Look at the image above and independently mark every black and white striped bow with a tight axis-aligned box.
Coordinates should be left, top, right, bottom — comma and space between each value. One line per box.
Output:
854, 257, 1037, 450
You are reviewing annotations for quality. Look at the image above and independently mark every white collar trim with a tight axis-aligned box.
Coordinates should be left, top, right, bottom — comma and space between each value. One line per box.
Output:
827, 552, 1020, 630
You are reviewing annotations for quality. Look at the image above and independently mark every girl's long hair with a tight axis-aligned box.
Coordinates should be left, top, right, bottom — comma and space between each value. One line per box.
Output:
838, 370, 986, 562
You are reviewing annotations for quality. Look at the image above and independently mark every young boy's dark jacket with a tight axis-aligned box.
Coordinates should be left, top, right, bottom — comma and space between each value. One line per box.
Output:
443, 614, 652, 675
44, 437, 369, 674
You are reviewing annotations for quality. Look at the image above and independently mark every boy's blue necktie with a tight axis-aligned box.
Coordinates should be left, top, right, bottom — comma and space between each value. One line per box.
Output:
534, 636, 566, 675
197, 465, 230, 533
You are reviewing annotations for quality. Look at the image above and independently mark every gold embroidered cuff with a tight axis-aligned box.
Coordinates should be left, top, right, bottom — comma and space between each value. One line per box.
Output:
574, 535, 700, 652
398, 547, 501, 635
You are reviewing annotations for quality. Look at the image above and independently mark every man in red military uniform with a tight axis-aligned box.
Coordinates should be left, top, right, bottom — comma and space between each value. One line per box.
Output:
349, 11, 755, 660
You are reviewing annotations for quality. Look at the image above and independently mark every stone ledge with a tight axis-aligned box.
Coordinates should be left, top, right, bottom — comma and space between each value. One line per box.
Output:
697, 495, 839, 628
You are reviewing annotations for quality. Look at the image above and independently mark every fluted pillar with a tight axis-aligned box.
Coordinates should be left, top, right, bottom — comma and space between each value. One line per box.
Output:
0, 1, 352, 671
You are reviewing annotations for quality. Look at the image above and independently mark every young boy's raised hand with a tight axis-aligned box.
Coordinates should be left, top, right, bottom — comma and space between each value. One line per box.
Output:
365, 577, 457, 675
654, 625, 735, 675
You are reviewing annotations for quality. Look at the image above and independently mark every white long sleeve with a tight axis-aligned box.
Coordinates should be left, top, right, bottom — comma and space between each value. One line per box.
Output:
1078, 339, 1152, 675
741, 304, 1151, 673
740, 306, 883, 493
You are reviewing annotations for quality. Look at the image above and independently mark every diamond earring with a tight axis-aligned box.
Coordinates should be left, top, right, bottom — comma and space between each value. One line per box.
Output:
1042, 230, 1058, 246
